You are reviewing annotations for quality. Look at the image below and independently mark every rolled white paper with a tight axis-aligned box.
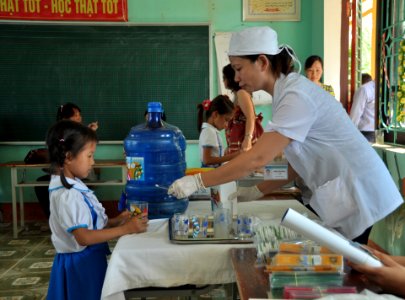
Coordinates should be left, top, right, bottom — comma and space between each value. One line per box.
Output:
281, 208, 382, 267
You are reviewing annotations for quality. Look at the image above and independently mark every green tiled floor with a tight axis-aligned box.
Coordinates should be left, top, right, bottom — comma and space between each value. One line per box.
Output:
0, 222, 52, 300
0, 222, 235, 300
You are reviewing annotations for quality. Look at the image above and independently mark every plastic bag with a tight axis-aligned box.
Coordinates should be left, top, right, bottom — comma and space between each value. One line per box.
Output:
24, 148, 49, 164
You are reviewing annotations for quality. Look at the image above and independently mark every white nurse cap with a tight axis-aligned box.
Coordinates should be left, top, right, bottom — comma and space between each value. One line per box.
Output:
228, 26, 302, 73
228, 26, 282, 56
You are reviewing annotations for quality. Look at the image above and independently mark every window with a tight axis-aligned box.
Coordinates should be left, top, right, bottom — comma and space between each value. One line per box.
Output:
377, 0, 405, 144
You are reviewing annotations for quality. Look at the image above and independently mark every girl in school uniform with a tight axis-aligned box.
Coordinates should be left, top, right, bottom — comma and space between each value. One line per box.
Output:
35, 102, 99, 223
169, 26, 403, 244
198, 95, 238, 168
46, 120, 148, 300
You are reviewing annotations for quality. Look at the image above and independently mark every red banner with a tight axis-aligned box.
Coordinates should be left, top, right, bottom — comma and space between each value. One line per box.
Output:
0, 0, 128, 22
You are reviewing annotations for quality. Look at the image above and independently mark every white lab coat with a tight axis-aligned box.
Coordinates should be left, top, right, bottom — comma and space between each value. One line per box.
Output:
266, 73, 402, 239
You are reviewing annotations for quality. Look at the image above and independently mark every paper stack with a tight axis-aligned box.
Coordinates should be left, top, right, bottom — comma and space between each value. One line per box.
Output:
267, 240, 346, 298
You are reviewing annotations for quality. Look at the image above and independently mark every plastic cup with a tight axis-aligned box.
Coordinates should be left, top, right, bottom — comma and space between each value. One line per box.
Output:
237, 214, 254, 239
171, 213, 189, 238
375, 129, 384, 144
128, 201, 148, 218
214, 208, 232, 239
190, 214, 208, 238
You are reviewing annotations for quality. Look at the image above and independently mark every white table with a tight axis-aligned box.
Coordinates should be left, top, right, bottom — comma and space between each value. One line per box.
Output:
101, 199, 317, 300
0, 160, 127, 238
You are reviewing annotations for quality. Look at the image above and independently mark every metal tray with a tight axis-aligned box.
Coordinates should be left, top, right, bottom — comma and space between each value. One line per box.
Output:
168, 219, 254, 244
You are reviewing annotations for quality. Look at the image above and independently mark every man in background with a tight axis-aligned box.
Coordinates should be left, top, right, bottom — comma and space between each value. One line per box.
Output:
350, 73, 375, 142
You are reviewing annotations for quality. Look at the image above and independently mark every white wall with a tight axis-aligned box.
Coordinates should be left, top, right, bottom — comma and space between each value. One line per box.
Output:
324, 0, 342, 101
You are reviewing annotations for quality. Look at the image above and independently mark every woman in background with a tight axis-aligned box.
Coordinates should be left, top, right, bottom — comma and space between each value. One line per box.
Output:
305, 55, 335, 97
57, 102, 98, 131
222, 64, 263, 153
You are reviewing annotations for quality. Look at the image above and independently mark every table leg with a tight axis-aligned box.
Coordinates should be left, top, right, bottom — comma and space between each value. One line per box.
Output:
232, 282, 238, 300
10, 168, 18, 239
121, 164, 127, 184
19, 187, 24, 229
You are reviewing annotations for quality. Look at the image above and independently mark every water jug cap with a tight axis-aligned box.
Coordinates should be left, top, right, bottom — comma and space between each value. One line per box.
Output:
148, 102, 163, 113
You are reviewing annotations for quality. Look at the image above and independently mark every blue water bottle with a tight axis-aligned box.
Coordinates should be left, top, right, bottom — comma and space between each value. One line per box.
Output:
124, 102, 188, 219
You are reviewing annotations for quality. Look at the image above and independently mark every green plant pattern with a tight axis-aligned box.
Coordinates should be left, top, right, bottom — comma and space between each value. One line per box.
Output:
396, 39, 405, 123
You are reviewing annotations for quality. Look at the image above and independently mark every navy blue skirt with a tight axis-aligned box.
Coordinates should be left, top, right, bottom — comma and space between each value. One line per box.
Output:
47, 243, 111, 300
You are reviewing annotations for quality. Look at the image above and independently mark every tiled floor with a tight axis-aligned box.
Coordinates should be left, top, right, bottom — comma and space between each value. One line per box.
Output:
0, 222, 234, 300
0, 222, 53, 300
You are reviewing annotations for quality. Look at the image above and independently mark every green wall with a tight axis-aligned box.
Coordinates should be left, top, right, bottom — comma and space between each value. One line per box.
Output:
0, 0, 325, 204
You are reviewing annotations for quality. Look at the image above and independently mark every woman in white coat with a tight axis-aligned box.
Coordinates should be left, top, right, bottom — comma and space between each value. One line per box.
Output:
168, 26, 402, 243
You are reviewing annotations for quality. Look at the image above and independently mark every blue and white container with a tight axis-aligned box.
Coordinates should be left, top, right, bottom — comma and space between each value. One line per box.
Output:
124, 102, 188, 219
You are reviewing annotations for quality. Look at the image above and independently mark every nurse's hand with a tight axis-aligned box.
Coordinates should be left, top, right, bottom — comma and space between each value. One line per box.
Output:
235, 185, 264, 202
168, 174, 205, 198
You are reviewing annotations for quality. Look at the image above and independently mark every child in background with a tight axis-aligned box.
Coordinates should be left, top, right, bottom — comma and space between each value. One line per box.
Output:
57, 102, 99, 131
198, 95, 238, 168
46, 120, 148, 300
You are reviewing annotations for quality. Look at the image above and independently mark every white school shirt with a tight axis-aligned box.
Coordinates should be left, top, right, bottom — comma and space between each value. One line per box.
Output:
199, 122, 223, 168
266, 73, 402, 239
350, 80, 375, 132
48, 175, 108, 253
